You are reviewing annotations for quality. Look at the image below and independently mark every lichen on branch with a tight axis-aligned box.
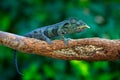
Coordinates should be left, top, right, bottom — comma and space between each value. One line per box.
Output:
0, 31, 120, 61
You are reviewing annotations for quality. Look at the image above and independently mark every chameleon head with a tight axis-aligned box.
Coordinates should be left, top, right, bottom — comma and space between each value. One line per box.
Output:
69, 18, 90, 33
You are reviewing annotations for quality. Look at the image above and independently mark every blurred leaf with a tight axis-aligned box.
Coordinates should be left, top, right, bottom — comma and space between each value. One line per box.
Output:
43, 64, 56, 78
23, 62, 42, 80
93, 62, 109, 70
0, 15, 11, 31
70, 60, 90, 78
98, 73, 113, 80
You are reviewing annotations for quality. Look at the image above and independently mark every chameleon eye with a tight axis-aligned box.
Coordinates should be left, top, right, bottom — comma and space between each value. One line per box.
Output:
76, 22, 80, 26
70, 18, 77, 24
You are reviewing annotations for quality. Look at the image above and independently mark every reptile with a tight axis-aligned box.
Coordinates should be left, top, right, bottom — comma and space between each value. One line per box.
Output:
14, 18, 90, 75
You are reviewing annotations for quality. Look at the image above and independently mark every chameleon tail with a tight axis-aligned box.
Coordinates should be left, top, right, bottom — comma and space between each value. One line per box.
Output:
14, 50, 23, 75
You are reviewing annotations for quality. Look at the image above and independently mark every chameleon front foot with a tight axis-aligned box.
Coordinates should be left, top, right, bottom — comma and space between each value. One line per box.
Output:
46, 39, 52, 44
63, 38, 71, 46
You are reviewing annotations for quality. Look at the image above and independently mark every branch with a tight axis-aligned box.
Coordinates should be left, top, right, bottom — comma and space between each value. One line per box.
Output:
0, 31, 120, 61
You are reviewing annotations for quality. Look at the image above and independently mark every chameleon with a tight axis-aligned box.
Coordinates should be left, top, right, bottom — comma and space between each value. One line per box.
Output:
14, 18, 90, 75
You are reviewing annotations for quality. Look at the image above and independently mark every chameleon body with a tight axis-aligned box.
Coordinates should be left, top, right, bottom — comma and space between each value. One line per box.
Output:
14, 18, 90, 75
24, 18, 89, 44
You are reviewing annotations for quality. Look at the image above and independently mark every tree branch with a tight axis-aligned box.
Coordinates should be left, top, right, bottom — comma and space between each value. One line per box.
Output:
0, 31, 120, 61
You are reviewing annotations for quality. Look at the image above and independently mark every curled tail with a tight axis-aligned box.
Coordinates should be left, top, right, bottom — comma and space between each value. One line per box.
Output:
14, 50, 23, 75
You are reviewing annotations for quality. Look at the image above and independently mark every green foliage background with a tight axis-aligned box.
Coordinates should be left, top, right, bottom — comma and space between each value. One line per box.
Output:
0, 0, 120, 80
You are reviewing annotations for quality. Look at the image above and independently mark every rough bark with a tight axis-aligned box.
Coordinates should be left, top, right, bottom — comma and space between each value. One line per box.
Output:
0, 31, 120, 61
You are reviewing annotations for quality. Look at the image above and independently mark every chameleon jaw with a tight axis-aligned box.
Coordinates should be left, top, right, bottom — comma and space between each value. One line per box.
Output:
79, 25, 90, 29
75, 25, 90, 32
85, 25, 90, 28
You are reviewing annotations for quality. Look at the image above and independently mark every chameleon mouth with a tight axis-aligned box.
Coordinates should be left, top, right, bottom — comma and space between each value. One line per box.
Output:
80, 25, 90, 29
78, 25, 90, 30
75, 25, 90, 32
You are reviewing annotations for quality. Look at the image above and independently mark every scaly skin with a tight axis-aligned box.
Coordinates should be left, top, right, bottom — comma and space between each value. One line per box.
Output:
14, 18, 90, 75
